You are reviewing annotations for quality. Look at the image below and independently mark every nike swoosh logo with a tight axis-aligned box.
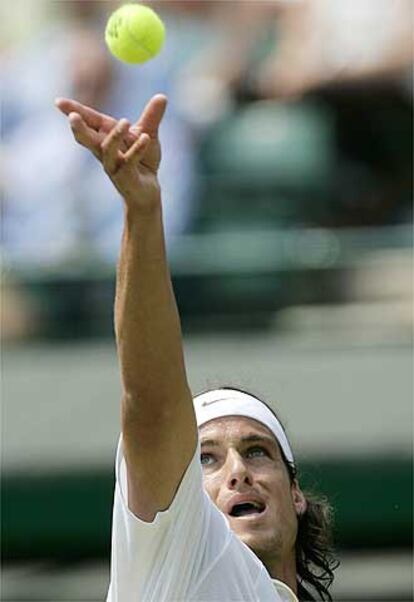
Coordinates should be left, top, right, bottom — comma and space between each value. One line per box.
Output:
201, 397, 226, 407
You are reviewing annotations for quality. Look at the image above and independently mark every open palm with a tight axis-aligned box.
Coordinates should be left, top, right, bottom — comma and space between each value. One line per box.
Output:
55, 94, 167, 210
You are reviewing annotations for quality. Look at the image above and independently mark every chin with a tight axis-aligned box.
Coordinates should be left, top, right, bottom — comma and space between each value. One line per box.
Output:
233, 525, 280, 558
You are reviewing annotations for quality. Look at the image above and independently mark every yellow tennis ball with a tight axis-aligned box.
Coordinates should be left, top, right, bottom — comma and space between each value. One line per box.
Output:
105, 3, 165, 64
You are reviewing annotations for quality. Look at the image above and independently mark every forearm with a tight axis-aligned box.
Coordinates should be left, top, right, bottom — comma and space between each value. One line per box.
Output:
115, 201, 190, 414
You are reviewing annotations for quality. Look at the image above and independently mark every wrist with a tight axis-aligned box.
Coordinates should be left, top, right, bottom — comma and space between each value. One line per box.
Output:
123, 189, 162, 219
121, 201, 167, 264
123, 198, 163, 230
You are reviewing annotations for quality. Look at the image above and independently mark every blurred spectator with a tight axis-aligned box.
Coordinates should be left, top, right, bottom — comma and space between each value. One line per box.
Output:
174, 1, 279, 126
257, 0, 413, 100
257, 0, 413, 227
1, 1, 199, 267
177, 0, 413, 229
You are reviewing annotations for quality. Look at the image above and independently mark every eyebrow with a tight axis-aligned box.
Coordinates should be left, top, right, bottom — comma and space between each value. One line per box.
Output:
200, 434, 276, 448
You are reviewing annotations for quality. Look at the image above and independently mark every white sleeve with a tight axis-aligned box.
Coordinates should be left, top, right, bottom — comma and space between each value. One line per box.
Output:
106, 435, 211, 602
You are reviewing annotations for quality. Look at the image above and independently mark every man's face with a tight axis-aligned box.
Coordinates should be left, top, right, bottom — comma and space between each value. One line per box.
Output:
199, 416, 306, 565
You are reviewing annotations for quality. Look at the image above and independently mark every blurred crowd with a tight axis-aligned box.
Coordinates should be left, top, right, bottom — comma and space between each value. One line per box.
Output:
1, 0, 412, 338
1, 0, 199, 266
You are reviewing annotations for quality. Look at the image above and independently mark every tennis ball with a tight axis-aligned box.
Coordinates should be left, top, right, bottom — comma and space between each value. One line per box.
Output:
105, 3, 165, 64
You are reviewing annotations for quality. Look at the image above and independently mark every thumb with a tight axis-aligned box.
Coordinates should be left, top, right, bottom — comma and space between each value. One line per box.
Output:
133, 94, 167, 139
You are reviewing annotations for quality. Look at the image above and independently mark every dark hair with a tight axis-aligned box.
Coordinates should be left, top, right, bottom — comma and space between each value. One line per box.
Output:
199, 386, 339, 601
283, 455, 339, 601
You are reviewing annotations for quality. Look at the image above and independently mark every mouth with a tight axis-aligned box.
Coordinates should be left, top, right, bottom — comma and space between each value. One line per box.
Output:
228, 501, 266, 519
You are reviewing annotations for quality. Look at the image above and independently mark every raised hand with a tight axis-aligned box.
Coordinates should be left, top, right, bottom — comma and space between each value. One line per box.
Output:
55, 94, 167, 211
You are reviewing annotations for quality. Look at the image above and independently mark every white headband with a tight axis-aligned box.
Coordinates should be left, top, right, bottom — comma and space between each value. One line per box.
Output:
194, 389, 294, 465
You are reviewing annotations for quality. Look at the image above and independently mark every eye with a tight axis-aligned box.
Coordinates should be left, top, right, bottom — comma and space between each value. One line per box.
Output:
200, 452, 216, 466
246, 446, 268, 459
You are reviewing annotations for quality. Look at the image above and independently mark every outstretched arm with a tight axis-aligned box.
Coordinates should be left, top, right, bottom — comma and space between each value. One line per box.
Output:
56, 95, 197, 521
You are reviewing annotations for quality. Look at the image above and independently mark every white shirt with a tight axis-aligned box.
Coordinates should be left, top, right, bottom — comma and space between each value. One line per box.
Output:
106, 437, 298, 602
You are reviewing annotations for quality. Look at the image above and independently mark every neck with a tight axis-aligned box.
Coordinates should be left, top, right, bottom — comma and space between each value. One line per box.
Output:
264, 551, 297, 594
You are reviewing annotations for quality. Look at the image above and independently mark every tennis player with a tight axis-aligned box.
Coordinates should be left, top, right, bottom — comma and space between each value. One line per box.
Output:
56, 94, 337, 601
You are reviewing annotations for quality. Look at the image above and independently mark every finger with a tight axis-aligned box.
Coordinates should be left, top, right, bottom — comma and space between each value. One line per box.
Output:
133, 94, 167, 139
56, 97, 115, 132
128, 124, 143, 139
68, 112, 102, 155
56, 97, 140, 149
101, 118, 130, 174
123, 133, 151, 165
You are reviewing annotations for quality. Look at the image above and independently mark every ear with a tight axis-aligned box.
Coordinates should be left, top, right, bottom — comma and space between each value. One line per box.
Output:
291, 479, 307, 516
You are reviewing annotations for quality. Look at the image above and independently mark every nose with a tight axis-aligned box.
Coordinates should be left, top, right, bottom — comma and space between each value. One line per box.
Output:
225, 449, 253, 490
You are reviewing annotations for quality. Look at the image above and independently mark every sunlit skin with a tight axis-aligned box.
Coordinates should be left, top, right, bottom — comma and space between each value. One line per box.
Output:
199, 416, 307, 593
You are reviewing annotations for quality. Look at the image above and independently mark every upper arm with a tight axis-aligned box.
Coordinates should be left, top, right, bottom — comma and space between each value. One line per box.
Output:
121, 387, 198, 522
